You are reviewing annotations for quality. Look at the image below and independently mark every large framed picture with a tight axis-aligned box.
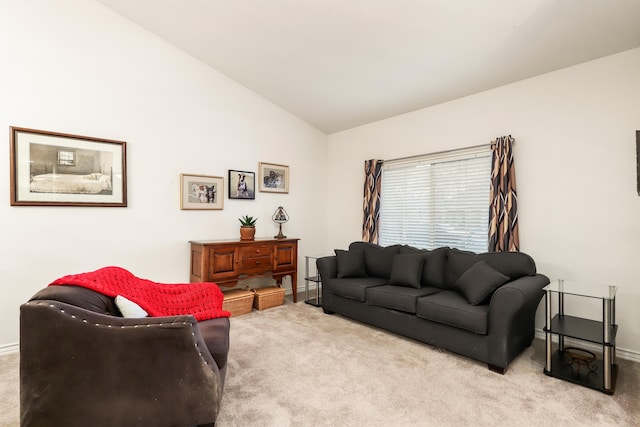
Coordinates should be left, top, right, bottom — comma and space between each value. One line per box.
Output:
258, 162, 289, 194
180, 173, 224, 210
228, 169, 255, 200
10, 127, 127, 207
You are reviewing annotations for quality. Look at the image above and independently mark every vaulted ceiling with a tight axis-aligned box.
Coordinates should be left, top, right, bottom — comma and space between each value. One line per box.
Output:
97, 0, 640, 133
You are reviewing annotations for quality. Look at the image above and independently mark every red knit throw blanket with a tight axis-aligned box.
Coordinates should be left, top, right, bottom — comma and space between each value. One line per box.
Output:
50, 266, 230, 320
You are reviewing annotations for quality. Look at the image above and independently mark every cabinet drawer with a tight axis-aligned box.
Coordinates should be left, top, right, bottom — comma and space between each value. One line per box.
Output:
241, 256, 273, 274
240, 245, 273, 258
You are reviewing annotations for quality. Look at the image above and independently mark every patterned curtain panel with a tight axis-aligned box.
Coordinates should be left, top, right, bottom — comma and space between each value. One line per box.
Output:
488, 136, 520, 252
362, 159, 383, 243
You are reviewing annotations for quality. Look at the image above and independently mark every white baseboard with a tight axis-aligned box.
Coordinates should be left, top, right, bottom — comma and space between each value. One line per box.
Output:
3, 330, 636, 362
534, 329, 640, 363
0, 343, 19, 356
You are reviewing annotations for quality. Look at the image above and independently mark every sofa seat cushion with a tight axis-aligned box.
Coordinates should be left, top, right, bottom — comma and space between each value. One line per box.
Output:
327, 277, 388, 302
416, 291, 489, 335
366, 285, 441, 314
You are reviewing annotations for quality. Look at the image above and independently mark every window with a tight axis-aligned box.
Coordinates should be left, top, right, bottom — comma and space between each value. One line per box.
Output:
379, 146, 491, 253
57, 150, 75, 166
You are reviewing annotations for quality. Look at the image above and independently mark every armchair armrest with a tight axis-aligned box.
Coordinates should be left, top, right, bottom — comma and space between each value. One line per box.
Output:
20, 299, 221, 427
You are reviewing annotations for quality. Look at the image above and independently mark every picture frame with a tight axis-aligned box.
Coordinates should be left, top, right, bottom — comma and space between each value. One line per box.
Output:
180, 173, 224, 210
228, 169, 256, 200
10, 127, 127, 207
258, 162, 289, 193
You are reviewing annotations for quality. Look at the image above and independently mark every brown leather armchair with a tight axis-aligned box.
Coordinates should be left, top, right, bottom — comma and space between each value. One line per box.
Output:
20, 285, 230, 427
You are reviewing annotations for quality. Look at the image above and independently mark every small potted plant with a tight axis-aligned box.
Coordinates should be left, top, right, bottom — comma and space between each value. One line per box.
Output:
239, 215, 257, 241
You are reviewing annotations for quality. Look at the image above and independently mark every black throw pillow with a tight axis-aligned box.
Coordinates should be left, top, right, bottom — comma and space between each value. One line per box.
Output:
388, 254, 424, 289
455, 260, 510, 305
335, 249, 367, 278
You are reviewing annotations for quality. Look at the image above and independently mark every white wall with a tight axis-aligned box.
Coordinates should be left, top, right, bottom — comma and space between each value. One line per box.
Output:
0, 0, 328, 349
326, 48, 640, 358
2, 1, 638, 359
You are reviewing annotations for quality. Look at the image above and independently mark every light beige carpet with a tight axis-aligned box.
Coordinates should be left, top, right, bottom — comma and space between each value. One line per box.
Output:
2, 301, 639, 426
0, 351, 19, 427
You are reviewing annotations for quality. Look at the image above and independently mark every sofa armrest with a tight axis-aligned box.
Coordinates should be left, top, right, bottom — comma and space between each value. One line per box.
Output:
487, 274, 549, 368
20, 299, 222, 426
317, 256, 337, 310
317, 256, 337, 281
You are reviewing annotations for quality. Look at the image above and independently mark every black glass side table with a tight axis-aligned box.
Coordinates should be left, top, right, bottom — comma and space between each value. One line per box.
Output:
304, 255, 323, 307
543, 280, 618, 394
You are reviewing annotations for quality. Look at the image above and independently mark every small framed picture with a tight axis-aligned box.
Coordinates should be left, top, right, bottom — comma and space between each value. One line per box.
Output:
10, 126, 127, 207
228, 170, 256, 200
259, 162, 289, 193
180, 174, 224, 210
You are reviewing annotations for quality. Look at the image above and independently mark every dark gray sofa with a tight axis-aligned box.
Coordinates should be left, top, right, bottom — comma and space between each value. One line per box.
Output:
317, 241, 549, 373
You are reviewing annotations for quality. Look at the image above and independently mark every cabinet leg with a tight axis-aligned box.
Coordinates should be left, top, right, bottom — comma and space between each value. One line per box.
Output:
291, 275, 297, 302
273, 274, 297, 303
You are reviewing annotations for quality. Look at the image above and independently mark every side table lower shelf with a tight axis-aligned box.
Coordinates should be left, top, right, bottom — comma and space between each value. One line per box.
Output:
304, 275, 322, 307
544, 349, 617, 395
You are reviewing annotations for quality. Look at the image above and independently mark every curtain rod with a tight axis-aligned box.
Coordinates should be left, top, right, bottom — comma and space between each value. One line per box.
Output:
384, 138, 513, 163
384, 142, 491, 163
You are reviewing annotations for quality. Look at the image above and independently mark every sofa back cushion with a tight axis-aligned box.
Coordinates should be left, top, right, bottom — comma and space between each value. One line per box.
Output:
421, 247, 448, 289
30, 285, 120, 316
388, 254, 424, 288
343, 242, 537, 290
474, 251, 537, 279
398, 245, 448, 289
446, 248, 538, 289
455, 260, 510, 305
335, 249, 367, 278
349, 241, 400, 278
445, 248, 477, 289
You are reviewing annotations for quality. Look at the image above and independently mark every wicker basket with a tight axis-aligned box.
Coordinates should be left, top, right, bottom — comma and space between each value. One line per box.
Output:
222, 288, 254, 317
252, 286, 285, 310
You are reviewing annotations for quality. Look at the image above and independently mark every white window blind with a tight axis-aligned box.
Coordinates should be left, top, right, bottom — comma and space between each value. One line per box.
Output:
379, 147, 491, 253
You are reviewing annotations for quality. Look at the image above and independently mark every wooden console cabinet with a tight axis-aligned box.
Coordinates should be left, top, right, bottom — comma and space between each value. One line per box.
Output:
189, 238, 299, 302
